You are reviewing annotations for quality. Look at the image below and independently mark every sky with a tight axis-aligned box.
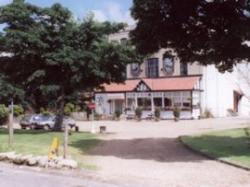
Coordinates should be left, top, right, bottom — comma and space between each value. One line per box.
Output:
0, 0, 135, 25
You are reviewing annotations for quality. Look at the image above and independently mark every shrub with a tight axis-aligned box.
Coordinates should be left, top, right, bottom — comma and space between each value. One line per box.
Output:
40, 107, 52, 116
13, 105, 24, 117
64, 103, 75, 116
173, 106, 181, 120
114, 110, 121, 120
94, 112, 102, 121
154, 107, 161, 120
135, 107, 142, 120
202, 108, 214, 118
0, 104, 8, 126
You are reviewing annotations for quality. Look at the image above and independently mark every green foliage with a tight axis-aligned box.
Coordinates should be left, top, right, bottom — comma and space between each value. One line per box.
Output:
94, 112, 102, 121
135, 107, 142, 120
114, 110, 121, 120
64, 102, 75, 116
154, 107, 161, 119
13, 105, 24, 117
40, 107, 52, 116
0, 1, 139, 128
202, 108, 214, 119
131, 0, 250, 72
0, 104, 8, 125
173, 106, 181, 119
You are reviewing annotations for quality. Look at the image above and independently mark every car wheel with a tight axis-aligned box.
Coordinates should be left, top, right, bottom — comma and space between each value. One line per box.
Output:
30, 124, 35, 130
44, 125, 50, 131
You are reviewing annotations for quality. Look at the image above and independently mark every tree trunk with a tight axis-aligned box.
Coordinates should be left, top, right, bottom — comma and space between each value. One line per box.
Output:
53, 92, 65, 131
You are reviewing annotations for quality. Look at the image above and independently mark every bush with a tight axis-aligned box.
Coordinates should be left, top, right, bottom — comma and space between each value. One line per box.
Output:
202, 108, 214, 118
154, 107, 161, 120
0, 104, 8, 126
13, 105, 24, 117
64, 103, 75, 116
135, 107, 142, 120
114, 110, 121, 120
40, 107, 52, 116
94, 112, 102, 121
173, 106, 181, 121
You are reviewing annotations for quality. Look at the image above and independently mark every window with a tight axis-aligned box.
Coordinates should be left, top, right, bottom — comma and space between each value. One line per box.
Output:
138, 98, 151, 110
147, 58, 159, 78
180, 62, 188, 76
154, 98, 162, 107
163, 92, 192, 110
120, 38, 128, 45
130, 63, 140, 77
163, 54, 174, 75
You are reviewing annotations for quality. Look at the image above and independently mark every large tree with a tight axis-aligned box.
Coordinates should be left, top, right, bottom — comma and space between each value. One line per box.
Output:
131, 0, 250, 72
0, 0, 139, 130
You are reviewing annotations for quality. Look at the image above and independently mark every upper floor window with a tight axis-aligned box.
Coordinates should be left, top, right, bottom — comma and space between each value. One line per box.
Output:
130, 63, 141, 77
162, 54, 174, 75
120, 38, 128, 45
147, 58, 159, 78
180, 62, 188, 76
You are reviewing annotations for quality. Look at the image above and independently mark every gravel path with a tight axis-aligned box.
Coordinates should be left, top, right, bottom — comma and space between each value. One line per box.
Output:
79, 117, 250, 187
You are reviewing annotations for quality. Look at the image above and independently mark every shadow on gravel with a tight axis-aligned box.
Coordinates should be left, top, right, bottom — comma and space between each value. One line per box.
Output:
70, 137, 207, 163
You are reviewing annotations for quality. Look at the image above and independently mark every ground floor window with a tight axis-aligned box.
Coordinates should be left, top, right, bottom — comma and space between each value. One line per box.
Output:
138, 98, 152, 110
154, 98, 162, 107
164, 92, 192, 110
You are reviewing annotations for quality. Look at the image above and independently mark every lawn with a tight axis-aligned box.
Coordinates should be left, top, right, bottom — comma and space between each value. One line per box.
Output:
181, 128, 250, 169
0, 128, 100, 169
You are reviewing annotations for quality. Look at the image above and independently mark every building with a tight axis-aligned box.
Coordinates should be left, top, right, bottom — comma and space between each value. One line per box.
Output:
95, 27, 250, 119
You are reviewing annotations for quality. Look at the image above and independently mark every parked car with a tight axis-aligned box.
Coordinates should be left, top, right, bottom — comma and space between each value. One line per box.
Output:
20, 114, 41, 129
34, 115, 56, 130
20, 114, 78, 131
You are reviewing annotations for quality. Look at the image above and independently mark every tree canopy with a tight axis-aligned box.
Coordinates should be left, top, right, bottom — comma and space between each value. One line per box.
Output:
130, 0, 250, 72
0, 0, 139, 128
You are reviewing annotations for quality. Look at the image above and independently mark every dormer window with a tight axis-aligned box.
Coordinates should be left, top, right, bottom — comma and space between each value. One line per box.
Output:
130, 63, 141, 77
162, 53, 174, 75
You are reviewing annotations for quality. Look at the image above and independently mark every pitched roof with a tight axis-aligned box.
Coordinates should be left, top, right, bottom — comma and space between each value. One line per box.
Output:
100, 76, 201, 92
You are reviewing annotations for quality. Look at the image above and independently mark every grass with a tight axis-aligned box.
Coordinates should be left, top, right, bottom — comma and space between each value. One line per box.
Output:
0, 128, 100, 169
181, 128, 250, 169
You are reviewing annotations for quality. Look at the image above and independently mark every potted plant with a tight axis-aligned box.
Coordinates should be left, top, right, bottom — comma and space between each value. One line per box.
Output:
154, 107, 161, 121
173, 106, 181, 122
114, 110, 121, 121
135, 107, 142, 121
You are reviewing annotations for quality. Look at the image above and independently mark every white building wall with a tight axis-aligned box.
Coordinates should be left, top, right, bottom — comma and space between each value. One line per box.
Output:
95, 94, 110, 115
201, 64, 250, 117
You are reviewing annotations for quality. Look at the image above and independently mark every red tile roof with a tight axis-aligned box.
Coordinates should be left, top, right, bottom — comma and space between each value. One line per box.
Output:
100, 76, 200, 92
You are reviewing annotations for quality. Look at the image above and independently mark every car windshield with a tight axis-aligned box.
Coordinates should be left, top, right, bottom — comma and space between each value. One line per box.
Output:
39, 116, 54, 121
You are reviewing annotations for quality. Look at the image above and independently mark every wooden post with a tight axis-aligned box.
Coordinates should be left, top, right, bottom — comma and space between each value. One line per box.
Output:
8, 99, 14, 148
63, 123, 68, 159
91, 109, 96, 134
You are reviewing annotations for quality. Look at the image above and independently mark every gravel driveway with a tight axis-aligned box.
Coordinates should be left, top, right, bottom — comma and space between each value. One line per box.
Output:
77, 117, 250, 187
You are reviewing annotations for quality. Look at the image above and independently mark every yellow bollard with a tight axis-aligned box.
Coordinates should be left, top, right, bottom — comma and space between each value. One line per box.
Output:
48, 137, 60, 160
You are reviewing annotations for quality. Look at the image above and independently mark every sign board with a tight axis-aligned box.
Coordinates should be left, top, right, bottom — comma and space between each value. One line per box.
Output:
88, 103, 96, 110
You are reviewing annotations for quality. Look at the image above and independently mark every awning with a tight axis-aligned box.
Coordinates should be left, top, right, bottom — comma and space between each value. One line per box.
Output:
107, 93, 125, 100
100, 76, 201, 92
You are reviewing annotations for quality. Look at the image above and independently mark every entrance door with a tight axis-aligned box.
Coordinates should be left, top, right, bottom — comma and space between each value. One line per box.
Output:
114, 100, 124, 113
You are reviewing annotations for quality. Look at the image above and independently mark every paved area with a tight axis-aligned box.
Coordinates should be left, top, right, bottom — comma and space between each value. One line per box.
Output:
0, 162, 124, 187
77, 117, 250, 187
